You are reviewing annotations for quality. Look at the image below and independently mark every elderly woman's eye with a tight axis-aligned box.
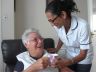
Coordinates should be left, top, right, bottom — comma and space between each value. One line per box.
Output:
29, 39, 36, 42
40, 37, 43, 40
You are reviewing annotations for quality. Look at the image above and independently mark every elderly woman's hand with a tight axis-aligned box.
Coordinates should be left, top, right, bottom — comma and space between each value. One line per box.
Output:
32, 57, 49, 71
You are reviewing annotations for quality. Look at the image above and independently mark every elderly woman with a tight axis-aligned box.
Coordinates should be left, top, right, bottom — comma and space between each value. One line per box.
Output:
14, 28, 59, 72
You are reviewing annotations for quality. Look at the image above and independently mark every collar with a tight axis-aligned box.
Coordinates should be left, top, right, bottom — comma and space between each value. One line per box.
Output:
70, 15, 78, 30
29, 50, 48, 60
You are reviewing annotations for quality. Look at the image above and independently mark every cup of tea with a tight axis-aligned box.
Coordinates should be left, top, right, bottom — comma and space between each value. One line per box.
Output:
48, 54, 58, 67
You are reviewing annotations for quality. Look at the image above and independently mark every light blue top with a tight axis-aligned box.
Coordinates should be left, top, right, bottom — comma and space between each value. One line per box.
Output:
54, 15, 93, 64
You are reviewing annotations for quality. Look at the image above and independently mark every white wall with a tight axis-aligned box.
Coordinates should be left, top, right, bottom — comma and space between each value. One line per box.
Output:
1, 0, 14, 39
15, 0, 58, 44
74, 0, 88, 22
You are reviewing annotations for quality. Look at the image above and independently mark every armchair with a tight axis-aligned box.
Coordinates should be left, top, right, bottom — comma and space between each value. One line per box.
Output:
1, 38, 55, 72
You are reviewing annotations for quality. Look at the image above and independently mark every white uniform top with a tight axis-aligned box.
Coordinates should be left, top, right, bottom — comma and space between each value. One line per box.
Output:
17, 51, 59, 72
54, 15, 93, 64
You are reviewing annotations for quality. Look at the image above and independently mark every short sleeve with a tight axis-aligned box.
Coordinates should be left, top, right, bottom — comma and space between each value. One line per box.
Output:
14, 61, 24, 72
79, 22, 91, 50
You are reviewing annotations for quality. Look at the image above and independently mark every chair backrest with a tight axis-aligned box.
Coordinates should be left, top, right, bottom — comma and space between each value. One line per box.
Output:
44, 38, 55, 49
1, 39, 26, 65
1, 38, 54, 72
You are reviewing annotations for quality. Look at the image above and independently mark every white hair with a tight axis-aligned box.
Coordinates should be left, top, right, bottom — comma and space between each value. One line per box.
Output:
21, 28, 40, 45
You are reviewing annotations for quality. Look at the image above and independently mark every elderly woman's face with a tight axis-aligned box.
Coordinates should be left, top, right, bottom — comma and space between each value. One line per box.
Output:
26, 32, 44, 57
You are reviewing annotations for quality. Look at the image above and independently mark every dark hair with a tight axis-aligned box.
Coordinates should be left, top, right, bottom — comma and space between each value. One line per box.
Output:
45, 0, 79, 16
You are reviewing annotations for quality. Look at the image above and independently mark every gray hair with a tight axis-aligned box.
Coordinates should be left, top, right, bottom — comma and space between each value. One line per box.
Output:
21, 28, 40, 45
